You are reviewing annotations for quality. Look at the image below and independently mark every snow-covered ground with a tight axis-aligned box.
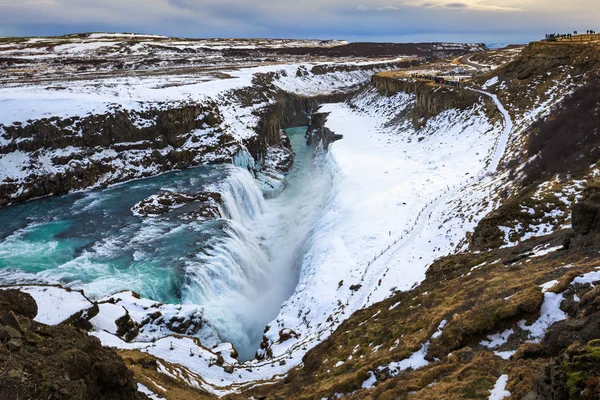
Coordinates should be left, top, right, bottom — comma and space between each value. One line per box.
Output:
86, 84, 509, 394
0, 72, 514, 396
0, 38, 527, 395
0, 58, 408, 205
0, 285, 93, 325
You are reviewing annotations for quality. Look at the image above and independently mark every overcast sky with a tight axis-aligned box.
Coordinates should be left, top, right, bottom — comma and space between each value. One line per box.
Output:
0, 0, 598, 44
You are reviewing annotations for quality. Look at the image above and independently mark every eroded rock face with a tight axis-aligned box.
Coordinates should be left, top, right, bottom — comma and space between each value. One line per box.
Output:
371, 74, 483, 120
306, 112, 343, 150
568, 193, 600, 249
0, 289, 37, 320
0, 103, 240, 207
0, 290, 147, 400
132, 191, 222, 220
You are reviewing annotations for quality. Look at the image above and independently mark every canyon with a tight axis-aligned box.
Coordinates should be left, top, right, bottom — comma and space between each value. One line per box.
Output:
1, 33, 600, 400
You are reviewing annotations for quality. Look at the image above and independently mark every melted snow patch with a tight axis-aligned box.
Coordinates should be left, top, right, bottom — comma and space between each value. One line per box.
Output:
431, 320, 447, 339
519, 290, 567, 342
382, 342, 430, 376
482, 76, 499, 89
489, 375, 510, 400
361, 371, 377, 389
480, 328, 514, 349
532, 244, 563, 258
137, 383, 163, 400
494, 350, 516, 360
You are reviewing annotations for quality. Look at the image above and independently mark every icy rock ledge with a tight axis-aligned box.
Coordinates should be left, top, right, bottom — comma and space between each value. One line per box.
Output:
131, 191, 223, 220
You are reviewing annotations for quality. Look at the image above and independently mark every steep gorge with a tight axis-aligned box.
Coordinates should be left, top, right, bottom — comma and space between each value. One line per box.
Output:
4, 39, 600, 400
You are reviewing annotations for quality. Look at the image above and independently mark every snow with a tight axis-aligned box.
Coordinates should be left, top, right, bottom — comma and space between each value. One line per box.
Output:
0, 285, 92, 325
532, 245, 563, 258
572, 270, 600, 286
519, 290, 567, 342
97, 291, 209, 343
540, 280, 559, 293
382, 343, 430, 375
488, 375, 510, 400
259, 85, 509, 367
361, 371, 377, 389
480, 328, 514, 349
0, 50, 526, 395
494, 350, 515, 360
137, 383, 163, 400
90, 303, 127, 334
431, 320, 447, 339
482, 76, 499, 89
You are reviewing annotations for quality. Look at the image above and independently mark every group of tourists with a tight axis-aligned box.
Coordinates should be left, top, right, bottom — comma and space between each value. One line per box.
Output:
546, 30, 598, 42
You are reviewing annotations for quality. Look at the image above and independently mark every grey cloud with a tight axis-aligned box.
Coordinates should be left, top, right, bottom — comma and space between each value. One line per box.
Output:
445, 3, 468, 8
0, 0, 597, 43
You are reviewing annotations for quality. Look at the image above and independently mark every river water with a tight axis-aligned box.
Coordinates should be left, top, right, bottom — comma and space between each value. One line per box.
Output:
0, 126, 332, 359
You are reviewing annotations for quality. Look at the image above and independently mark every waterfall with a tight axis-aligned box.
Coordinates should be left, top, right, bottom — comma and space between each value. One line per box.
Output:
216, 166, 266, 224
181, 164, 273, 359
232, 149, 257, 174
179, 129, 333, 361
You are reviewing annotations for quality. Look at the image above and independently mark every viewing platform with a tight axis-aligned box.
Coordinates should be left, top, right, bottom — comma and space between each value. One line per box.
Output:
545, 32, 600, 44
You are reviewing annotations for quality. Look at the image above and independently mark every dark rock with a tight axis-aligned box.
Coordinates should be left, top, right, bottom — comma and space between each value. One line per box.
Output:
6, 338, 21, 352
525, 359, 569, 400
148, 311, 162, 320
115, 311, 139, 342
165, 311, 204, 336
306, 112, 343, 149
278, 328, 299, 343
1, 311, 25, 333
132, 191, 222, 220
70, 303, 100, 331
570, 193, 600, 248
0, 326, 21, 342
0, 290, 147, 400
470, 214, 505, 251
0, 289, 37, 319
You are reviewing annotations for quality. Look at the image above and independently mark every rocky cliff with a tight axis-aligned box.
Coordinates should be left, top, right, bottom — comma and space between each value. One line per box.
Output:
371, 74, 484, 121
0, 289, 147, 400
305, 111, 343, 149
0, 102, 238, 207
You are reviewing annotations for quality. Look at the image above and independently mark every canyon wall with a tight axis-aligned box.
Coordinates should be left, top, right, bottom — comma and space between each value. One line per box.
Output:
371, 74, 483, 119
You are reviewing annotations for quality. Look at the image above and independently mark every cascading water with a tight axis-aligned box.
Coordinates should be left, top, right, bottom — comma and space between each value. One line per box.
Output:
0, 126, 333, 361
181, 126, 334, 359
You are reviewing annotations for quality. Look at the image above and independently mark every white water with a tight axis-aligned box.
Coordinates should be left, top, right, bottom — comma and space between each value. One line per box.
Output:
182, 127, 333, 359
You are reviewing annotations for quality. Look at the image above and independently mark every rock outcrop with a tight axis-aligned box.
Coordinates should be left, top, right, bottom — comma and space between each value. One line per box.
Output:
305, 112, 343, 149
131, 191, 222, 220
371, 74, 484, 120
0, 102, 238, 207
0, 290, 147, 400
568, 193, 600, 249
